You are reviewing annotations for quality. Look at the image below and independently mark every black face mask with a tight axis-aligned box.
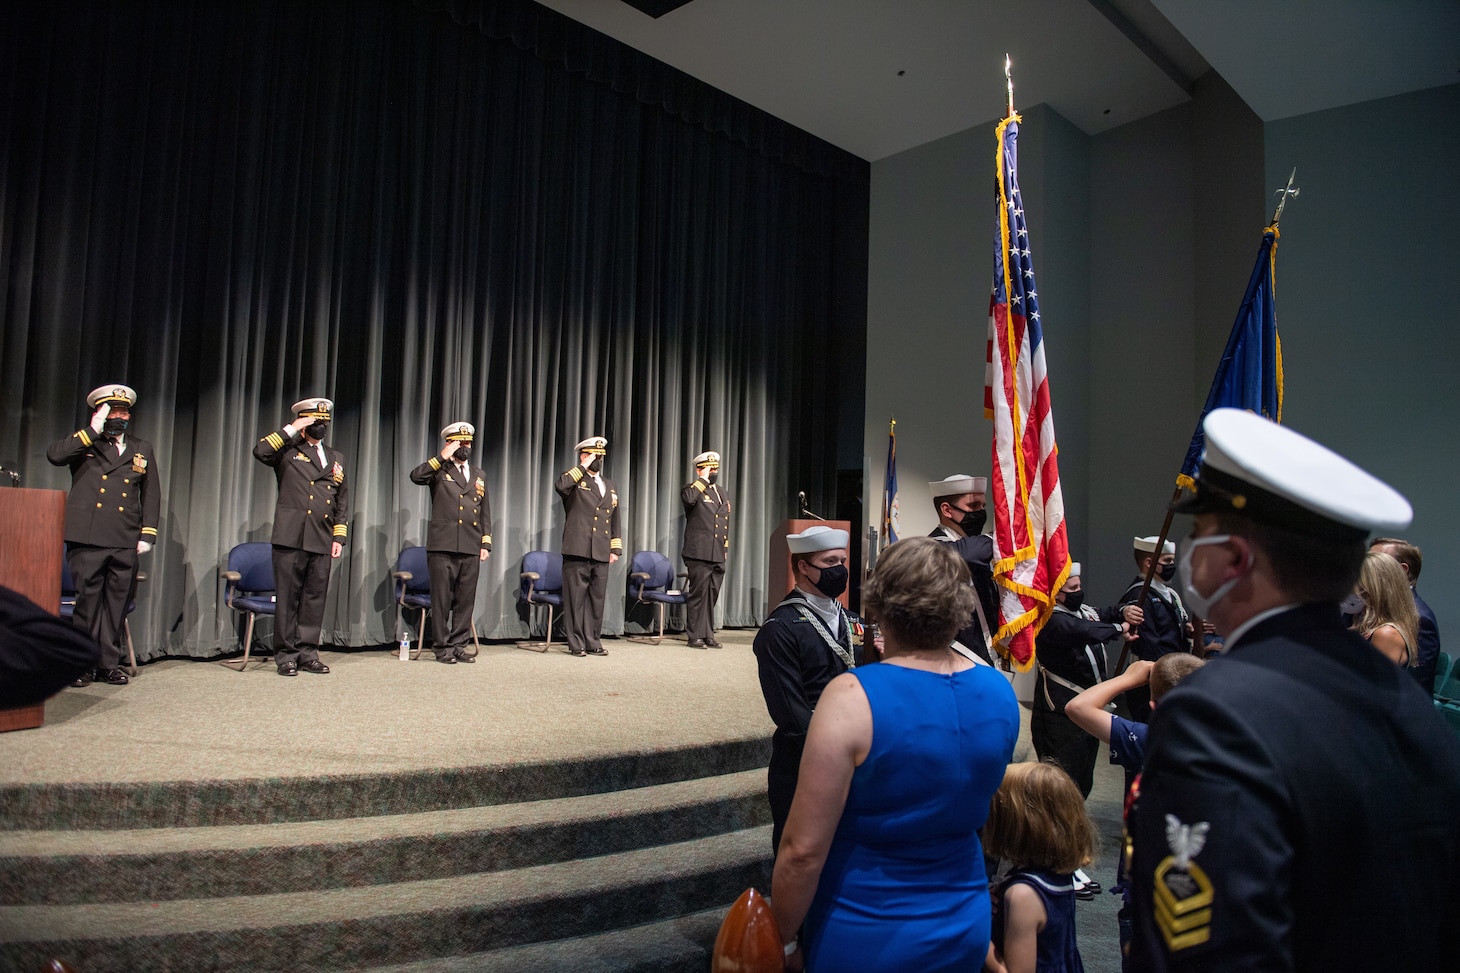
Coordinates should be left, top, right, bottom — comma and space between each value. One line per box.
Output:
454, 445, 471, 462
588, 456, 603, 473
103, 417, 129, 437
306, 421, 328, 440
809, 563, 849, 599
959, 507, 987, 536
1062, 590, 1085, 612
706, 471, 719, 484
1157, 562, 1177, 582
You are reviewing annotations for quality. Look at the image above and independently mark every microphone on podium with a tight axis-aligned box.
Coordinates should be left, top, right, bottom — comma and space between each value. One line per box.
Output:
797, 490, 824, 520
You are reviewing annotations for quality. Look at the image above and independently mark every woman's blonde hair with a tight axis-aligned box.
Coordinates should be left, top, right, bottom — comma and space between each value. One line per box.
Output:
1358, 551, 1419, 665
983, 762, 1096, 874
861, 537, 975, 653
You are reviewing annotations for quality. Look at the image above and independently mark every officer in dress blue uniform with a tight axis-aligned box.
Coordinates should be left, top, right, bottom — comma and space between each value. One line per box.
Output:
410, 422, 491, 664
1118, 536, 1190, 723
681, 450, 730, 649
1127, 408, 1460, 972
753, 525, 866, 855
927, 474, 998, 665
556, 436, 621, 657
253, 397, 349, 676
46, 384, 159, 686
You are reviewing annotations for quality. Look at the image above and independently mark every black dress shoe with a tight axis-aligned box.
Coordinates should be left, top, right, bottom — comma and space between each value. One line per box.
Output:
277, 662, 298, 676
585, 646, 608, 656
72, 669, 95, 687
705, 638, 724, 648
435, 654, 457, 664
298, 660, 330, 674
453, 651, 476, 663
98, 667, 129, 685
568, 648, 586, 657
687, 638, 707, 649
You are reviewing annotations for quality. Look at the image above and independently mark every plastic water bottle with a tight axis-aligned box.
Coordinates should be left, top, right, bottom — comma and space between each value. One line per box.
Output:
398, 633, 410, 661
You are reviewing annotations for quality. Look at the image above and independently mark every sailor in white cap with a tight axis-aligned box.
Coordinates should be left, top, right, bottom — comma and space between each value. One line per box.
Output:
1116, 534, 1191, 723
1031, 560, 1141, 801
555, 435, 622, 656
681, 450, 731, 648
46, 384, 160, 686
1128, 408, 1460, 972
752, 524, 866, 854
253, 397, 350, 676
409, 422, 491, 663
927, 474, 998, 664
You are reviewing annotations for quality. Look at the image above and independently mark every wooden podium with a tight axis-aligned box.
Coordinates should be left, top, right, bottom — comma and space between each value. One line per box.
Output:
767, 519, 852, 619
0, 488, 68, 731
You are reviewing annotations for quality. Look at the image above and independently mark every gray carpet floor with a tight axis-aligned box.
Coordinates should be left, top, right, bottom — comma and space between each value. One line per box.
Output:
0, 629, 1130, 972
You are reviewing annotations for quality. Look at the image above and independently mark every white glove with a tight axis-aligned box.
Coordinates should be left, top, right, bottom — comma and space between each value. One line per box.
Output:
136, 540, 153, 555
90, 403, 111, 434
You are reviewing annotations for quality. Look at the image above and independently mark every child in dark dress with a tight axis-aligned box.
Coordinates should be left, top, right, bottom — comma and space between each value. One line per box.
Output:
985, 762, 1097, 973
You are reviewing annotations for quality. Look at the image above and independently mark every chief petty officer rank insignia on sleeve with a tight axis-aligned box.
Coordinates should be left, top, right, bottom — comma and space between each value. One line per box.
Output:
1154, 814, 1214, 951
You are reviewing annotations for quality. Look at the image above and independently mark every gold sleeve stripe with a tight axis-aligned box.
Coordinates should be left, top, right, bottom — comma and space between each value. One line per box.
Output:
428, 456, 442, 470
140, 527, 158, 537
568, 467, 583, 483
264, 432, 284, 449
610, 539, 623, 551
77, 429, 93, 446
693, 481, 706, 493
332, 525, 349, 536
482, 535, 492, 545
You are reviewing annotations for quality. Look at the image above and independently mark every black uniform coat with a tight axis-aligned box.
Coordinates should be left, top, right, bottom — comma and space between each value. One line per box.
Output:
681, 478, 731, 562
555, 466, 621, 562
46, 429, 160, 547
1119, 578, 1189, 659
410, 456, 492, 554
253, 429, 350, 553
1033, 604, 1122, 712
1129, 603, 1460, 972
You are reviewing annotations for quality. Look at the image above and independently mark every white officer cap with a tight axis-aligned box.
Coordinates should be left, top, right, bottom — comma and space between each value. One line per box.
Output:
786, 525, 850, 554
1133, 536, 1176, 555
441, 422, 475, 442
86, 384, 137, 409
1171, 408, 1412, 538
1069, 562, 1082, 578
291, 397, 334, 420
693, 450, 721, 469
929, 474, 988, 497
575, 436, 608, 455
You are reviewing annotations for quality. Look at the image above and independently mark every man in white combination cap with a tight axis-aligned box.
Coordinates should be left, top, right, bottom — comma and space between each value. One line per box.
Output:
1118, 534, 1190, 723
753, 524, 866, 855
46, 383, 159, 686
555, 435, 621, 657
410, 422, 491, 664
927, 474, 998, 665
1127, 408, 1460, 972
681, 450, 731, 648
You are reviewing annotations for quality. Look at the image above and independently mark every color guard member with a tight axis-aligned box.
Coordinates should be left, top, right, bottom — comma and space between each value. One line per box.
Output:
927, 474, 998, 665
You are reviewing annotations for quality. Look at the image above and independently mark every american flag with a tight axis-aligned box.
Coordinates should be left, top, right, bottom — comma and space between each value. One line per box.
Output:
983, 114, 1071, 670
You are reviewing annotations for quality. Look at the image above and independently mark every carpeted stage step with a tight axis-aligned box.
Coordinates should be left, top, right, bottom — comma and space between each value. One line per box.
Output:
0, 738, 774, 971
0, 828, 771, 973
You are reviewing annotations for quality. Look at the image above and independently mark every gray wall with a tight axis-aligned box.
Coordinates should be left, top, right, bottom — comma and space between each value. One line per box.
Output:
1264, 83, 1460, 625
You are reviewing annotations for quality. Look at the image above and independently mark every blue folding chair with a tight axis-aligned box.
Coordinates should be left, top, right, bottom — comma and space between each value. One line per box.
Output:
626, 551, 687, 645
392, 545, 481, 660
220, 542, 276, 672
517, 551, 564, 652
60, 551, 141, 677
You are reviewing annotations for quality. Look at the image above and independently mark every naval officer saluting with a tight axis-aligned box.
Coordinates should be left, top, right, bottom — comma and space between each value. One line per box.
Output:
681, 450, 731, 648
46, 383, 160, 686
556, 435, 622, 657
410, 422, 491, 664
253, 397, 349, 676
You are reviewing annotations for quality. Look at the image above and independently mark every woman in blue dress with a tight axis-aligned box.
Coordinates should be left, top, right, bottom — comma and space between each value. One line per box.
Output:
771, 536, 1021, 972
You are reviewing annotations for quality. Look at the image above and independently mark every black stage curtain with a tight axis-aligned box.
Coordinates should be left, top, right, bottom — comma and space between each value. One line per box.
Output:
0, 0, 869, 658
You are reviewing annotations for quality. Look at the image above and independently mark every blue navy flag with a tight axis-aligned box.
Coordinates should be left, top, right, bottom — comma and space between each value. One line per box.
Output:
1178, 225, 1284, 488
